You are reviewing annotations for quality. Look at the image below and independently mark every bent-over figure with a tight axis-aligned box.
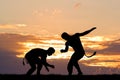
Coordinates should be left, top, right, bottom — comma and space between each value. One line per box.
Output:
23, 47, 55, 75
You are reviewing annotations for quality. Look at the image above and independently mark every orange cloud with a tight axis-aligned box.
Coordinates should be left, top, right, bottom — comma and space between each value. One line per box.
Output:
74, 2, 80, 9
81, 34, 120, 54
1, 32, 120, 59
52, 9, 62, 15
33, 8, 62, 17
16, 24, 27, 27
0, 24, 27, 29
0, 24, 17, 29
0, 33, 40, 53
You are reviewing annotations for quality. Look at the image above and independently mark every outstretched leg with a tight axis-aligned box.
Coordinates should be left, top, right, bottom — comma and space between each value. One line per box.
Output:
67, 60, 74, 75
69, 52, 83, 75
74, 61, 83, 75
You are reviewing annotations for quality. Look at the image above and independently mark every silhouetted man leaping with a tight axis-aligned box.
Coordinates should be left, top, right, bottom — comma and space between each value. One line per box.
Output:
60, 27, 96, 75
23, 47, 55, 75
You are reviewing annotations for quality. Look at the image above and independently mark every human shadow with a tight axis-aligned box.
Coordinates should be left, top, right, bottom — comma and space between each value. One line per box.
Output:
23, 47, 55, 76
60, 27, 96, 75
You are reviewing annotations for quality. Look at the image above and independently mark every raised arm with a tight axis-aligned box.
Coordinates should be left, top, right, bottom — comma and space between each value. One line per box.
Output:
77, 27, 96, 36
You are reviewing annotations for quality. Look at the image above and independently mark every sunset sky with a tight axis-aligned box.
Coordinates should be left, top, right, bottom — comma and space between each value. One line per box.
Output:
0, 0, 120, 75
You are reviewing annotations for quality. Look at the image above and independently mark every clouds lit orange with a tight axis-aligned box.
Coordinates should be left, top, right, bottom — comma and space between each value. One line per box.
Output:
0, 0, 120, 75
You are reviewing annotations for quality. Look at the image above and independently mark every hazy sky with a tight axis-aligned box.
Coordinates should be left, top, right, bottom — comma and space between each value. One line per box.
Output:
0, 0, 120, 75
0, 0, 120, 35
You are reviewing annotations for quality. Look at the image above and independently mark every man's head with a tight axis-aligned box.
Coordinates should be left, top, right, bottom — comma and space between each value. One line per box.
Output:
61, 32, 70, 40
47, 47, 55, 56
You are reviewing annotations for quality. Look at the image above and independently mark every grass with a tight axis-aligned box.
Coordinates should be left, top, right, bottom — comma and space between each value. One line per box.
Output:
0, 74, 120, 80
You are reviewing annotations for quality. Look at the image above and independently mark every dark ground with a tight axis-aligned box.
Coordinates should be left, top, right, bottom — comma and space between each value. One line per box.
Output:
0, 74, 120, 80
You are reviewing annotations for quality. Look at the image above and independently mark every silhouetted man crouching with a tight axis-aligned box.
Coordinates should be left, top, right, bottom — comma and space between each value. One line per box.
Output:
23, 47, 55, 75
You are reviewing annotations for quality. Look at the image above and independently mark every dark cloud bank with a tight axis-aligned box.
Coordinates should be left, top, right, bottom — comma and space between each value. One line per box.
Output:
0, 33, 120, 74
